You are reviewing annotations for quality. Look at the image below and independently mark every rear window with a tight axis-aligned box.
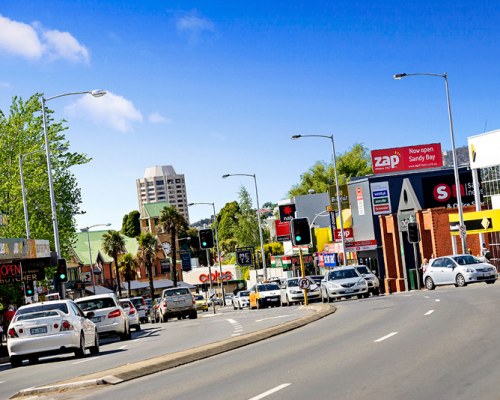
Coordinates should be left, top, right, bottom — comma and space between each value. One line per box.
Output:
17, 310, 61, 321
131, 298, 144, 307
77, 297, 117, 311
355, 266, 369, 274
16, 303, 69, 316
164, 288, 190, 296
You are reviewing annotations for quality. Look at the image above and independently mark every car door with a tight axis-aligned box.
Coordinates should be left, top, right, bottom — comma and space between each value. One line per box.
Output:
71, 302, 94, 347
440, 257, 457, 284
430, 258, 446, 284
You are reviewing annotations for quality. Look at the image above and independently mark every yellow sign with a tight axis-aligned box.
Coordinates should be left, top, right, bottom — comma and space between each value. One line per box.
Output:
448, 209, 500, 235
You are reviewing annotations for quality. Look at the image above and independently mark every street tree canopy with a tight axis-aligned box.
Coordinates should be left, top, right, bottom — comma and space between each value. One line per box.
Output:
289, 143, 372, 196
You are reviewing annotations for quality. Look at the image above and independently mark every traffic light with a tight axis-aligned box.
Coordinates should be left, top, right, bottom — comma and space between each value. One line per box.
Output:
56, 258, 68, 283
407, 222, 420, 243
291, 218, 311, 246
199, 229, 214, 249
24, 280, 35, 296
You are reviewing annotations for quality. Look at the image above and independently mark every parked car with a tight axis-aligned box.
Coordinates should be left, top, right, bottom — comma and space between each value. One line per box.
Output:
130, 296, 148, 323
158, 287, 197, 322
224, 294, 233, 306
233, 290, 250, 309
281, 277, 321, 306
353, 265, 380, 296
75, 293, 131, 341
119, 299, 141, 331
7, 300, 99, 368
149, 298, 161, 323
249, 283, 281, 309
423, 254, 498, 290
194, 294, 209, 312
321, 267, 369, 302
308, 275, 325, 287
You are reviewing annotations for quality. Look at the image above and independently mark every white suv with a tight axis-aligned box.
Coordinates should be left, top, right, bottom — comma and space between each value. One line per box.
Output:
76, 293, 131, 341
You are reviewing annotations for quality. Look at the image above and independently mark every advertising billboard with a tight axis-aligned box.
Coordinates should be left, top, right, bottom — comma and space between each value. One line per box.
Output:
468, 130, 500, 169
371, 143, 443, 174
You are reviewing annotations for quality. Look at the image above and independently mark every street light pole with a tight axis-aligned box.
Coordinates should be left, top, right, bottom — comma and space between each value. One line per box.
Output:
188, 202, 226, 305
41, 89, 106, 298
221, 174, 268, 281
81, 223, 111, 295
291, 134, 348, 266
394, 72, 467, 253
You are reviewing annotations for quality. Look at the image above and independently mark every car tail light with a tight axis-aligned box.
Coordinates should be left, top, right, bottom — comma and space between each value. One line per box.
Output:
192, 296, 196, 305
162, 300, 167, 307
8, 328, 18, 338
108, 309, 122, 319
129, 307, 136, 315
61, 320, 74, 331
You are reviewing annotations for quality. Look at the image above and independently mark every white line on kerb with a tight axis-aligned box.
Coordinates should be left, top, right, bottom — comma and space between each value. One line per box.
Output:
249, 383, 291, 400
374, 332, 398, 343
255, 315, 291, 323
119, 345, 128, 350
424, 310, 435, 316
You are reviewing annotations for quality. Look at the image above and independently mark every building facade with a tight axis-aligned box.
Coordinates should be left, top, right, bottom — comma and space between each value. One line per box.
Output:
136, 165, 189, 223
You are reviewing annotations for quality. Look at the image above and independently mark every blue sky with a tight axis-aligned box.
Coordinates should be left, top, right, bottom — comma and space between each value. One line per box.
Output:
1, 1, 499, 230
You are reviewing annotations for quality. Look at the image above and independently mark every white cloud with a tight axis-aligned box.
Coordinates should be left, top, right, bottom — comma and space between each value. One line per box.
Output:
148, 112, 171, 124
0, 14, 88, 63
176, 13, 214, 42
43, 29, 89, 63
0, 15, 43, 59
0, 81, 11, 88
65, 92, 143, 133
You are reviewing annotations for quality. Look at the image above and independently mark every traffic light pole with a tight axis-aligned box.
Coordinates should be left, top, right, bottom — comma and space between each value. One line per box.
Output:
299, 248, 309, 306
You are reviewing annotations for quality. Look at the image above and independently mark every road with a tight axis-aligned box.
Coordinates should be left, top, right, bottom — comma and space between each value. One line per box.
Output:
53, 283, 500, 400
0, 304, 307, 399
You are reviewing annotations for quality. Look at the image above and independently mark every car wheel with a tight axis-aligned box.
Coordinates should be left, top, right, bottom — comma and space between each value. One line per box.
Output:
363, 292, 369, 299
456, 274, 467, 287
74, 333, 86, 358
89, 332, 100, 355
29, 356, 39, 365
10, 356, 22, 368
374, 288, 380, 296
190, 310, 198, 319
136, 324, 141, 332
486, 280, 496, 284
120, 325, 131, 341
425, 276, 435, 290
321, 291, 326, 303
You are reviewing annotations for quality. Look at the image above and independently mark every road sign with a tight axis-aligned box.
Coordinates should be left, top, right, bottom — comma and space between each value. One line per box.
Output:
236, 248, 253, 266
298, 278, 311, 290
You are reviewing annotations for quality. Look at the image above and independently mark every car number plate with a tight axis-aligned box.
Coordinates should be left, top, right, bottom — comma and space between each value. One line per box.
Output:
345, 289, 354, 293
91, 316, 102, 323
30, 326, 47, 335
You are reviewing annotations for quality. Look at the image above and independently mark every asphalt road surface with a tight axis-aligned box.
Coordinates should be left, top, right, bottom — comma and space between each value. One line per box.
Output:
54, 283, 500, 400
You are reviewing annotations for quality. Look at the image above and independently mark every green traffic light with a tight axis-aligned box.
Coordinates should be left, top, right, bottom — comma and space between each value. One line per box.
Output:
296, 235, 302, 242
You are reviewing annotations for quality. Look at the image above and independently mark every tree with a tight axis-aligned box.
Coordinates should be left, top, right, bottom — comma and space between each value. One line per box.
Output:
233, 186, 260, 248
101, 230, 126, 297
119, 253, 138, 297
0, 94, 90, 302
136, 232, 160, 304
121, 210, 141, 238
289, 143, 372, 196
157, 206, 188, 287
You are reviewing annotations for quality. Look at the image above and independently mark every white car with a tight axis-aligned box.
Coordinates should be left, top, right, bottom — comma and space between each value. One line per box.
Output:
232, 290, 250, 309
423, 254, 498, 290
7, 300, 99, 368
354, 265, 380, 296
76, 293, 131, 341
119, 299, 141, 331
130, 296, 148, 323
321, 267, 369, 302
281, 277, 321, 306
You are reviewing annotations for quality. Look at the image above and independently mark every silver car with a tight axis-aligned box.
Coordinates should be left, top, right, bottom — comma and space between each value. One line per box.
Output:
321, 267, 369, 302
232, 290, 250, 309
7, 300, 99, 368
281, 277, 321, 306
76, 293, 131, 341
120, 299, 141, 331
423, 254, 498, 290
354, 265, 380, 296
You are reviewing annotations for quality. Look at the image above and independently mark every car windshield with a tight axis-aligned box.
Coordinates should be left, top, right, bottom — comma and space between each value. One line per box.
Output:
239, 291, 250, 297
17, 310, 61, 321
287, 279, 300, 287
309, 276, 323, 284
355, 266, 370, 274
328, 269, 359, 280
195, 295, 204, 300
131, 298, 143, 307
16, 303, 69, 316
257, 284, 280, 291
452, 255, 482, 265
77, 297, 116, 311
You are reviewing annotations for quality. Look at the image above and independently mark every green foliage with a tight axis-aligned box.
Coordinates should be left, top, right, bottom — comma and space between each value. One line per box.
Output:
289, 143, 372, 196
137, 232, 160, 303
101, 230, 126, 297
216, 201, 240, 241
121, 210, 141, 238
119, 253, 138, 296
233, 186, 261, 248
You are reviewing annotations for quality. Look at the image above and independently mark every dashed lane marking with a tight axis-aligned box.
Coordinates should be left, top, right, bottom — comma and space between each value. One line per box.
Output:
249, 383, 291, 400
425, 310, 435, 316
374, 332, 398, 343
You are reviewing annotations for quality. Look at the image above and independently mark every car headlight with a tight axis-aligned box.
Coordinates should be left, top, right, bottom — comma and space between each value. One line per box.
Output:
310, 287, 320, 293
357, 278, 367, 286
465, 267, 477, 273
290, 289, 302, 294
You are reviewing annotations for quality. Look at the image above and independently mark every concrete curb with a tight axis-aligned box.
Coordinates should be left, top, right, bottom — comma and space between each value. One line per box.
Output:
12, 304, 335, 398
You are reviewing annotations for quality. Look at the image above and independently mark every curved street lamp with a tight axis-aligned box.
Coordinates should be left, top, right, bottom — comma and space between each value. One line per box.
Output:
80, 223, 111, 295
291, 134, 348, 266
222, 173, 267, 280
394, 72, 466, 253
188, 202, 225, 307
42, 89, 106, 298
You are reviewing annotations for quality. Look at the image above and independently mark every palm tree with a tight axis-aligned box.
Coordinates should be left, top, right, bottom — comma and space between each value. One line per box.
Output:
158, 206, 188, 287
137, 232, 160, 303
102, 230, 126, 297
119, 253, 138, 297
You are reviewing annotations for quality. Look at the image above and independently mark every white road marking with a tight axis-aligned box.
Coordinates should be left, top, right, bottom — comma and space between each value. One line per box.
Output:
227, 319, 237, 324
72, 356, 99, 365
231, 333, 241, 337
249, 383, 291, 400
424, 296, 430, 299
435, 299, 440, 302
0, 381, 5, 384
255, 315, 292, 323
374, 332, 398, 343
425, 310, 435, 316
119, 345, 128, 350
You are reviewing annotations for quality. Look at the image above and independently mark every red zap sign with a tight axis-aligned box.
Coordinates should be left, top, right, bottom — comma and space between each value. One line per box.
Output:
371, 143, 443, 174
